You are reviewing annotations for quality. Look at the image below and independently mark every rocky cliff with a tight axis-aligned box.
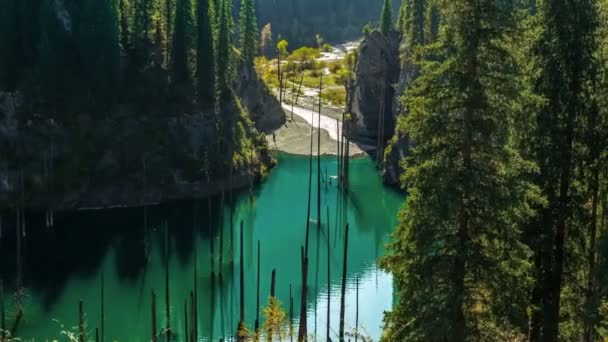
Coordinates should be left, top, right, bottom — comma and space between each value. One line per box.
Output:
348, 30, 401, 145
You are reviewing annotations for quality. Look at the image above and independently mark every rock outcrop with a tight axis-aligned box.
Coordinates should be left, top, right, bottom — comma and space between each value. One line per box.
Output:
347, 30, 401, 145
236, 65, 285, 133
381, 61, 420, 186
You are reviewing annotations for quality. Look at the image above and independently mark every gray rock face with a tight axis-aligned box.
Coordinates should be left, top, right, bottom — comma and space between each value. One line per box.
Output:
381, 63, 419, 186
348, 30, 401, 144
236, 64, 285, 133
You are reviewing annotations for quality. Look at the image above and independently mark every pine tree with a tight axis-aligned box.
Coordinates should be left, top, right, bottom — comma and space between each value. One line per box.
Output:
217, 0, 233, 100
197, 0, 216, 106
38, 0, 78, 102
133, 0, 157, 53
119, 0, 132, 50
396, 0, 408, 33
0, 0, 21, 90
79, 0, 121, 106
171, 0, 195, 86
380, 0, 540, 339
239, 0, 258, 66
524, 0, 599, 339
379, 0, 393, 35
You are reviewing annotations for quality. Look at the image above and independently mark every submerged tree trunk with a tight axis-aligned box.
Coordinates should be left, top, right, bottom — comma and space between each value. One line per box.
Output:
152, 290, 158, 342
298, 246, 308, 341
339, 224, 349, 341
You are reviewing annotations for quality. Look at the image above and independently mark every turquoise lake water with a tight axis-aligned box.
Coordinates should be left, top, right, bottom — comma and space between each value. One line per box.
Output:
0, 153, 404, 341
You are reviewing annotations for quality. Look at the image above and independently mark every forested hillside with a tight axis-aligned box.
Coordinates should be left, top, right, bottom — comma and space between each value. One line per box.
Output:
0, 0, 282, 210
379, 0, 608, 340
251, 0, 399, 47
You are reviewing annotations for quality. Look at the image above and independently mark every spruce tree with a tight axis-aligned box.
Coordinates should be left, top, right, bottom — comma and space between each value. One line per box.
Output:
171, 0, 195, 86
133, 0, 157, 53
239, 0, 258, 66
0, 0, 21, 90
524, 0, 599, 339
380, 0, 540, 340
379, 0, 393, 35
79, 0, 121, 105
197, 0, 216, 105
217, 0, 233, 100
396, 0, 408, 33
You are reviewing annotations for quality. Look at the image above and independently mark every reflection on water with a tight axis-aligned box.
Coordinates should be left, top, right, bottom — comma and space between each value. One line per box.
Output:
0, 153, 403, 341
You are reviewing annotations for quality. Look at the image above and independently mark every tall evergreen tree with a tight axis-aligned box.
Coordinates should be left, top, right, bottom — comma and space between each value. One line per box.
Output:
133, 0, 157, 52
380, 0, 540, 340
79, 0, 121, 105
379, 0, 393, 34
217, 0, 233, 100
37, 0, 78, 102
396, 0, 408, 33
239, 0, 258, 65
197, 0, 216, 105
119, 0, 132, 50
171, 0, 195, 86
524, 0, 599, 339
0, 0, 21, 90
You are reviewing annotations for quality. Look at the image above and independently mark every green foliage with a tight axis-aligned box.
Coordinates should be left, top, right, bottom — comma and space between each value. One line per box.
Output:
171, 0, 195, 87
379, 0, 393, 34
133, 0, 158, 50
277, 39, 289, 58
380, 0, 542, 340
217, 0, 233, 100
197, 0, 216, 105
238, 0, 258, 65
79, 0, 121, 106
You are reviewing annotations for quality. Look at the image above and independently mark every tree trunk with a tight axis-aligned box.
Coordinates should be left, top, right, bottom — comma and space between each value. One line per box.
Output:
339, 224, 349, 341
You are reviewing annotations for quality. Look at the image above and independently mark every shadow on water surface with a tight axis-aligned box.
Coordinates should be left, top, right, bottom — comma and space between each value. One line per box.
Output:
0, 153, 403, 340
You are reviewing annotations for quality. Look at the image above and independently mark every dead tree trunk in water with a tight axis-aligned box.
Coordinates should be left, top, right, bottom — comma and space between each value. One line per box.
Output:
326, 206, 331, 342
355, 275, 359, 342
305, 103, 315, 257
317, 74, 323, 230
184, 299, 189, 342
152, 290, 158, 342
289, 284, 294, 342
298, 246, 308, 341
1, 278, 5, 340
255, 240, 261, 333
238, 221, 245, 340
100, 272, 105, 342
164, 223, 171, 342
190, 291, 195, 342
339, 224, 350, 341
79, 301, 85, 342
268, 269, 277, 341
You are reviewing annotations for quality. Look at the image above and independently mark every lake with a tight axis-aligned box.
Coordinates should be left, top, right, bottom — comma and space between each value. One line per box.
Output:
0, 153, 403, 341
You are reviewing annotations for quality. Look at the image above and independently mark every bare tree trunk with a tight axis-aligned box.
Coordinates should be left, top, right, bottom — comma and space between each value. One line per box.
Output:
238, 221, 245, 341
152, 290, 158, 342
298, 247, 309, 341
326, 206, 331, 342
100, 272, 105, 342
165, 223, 171, 342
355, 275, 359, 342
255, 240, 261, 333
79, 301, 85, 342
184, 299, 189, 342
339, 225, 349, 341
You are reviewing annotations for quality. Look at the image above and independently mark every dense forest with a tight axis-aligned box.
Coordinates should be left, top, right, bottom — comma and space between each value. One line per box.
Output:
381, 0, 608, 340
1, 0, 608, 340
0, 0, 262, 118
251, 0, 399, 47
